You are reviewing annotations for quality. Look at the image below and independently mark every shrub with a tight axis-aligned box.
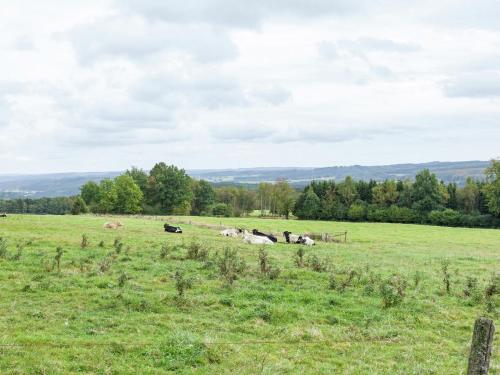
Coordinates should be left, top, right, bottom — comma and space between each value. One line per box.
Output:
428, 209, 462, 227
211, 203, 232, 217
11, 243, 23, 261
347, 204, 367, 221
485, 272, 500, 313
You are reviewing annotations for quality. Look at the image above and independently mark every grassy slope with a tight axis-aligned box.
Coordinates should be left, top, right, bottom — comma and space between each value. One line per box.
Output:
0, 214, 499, 374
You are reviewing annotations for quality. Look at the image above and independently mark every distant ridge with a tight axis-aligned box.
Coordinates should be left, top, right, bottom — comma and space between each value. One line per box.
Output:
0, 160, 490, 198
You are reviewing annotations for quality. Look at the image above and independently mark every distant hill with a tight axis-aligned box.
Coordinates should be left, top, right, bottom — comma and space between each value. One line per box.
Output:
0, 161, 490, 198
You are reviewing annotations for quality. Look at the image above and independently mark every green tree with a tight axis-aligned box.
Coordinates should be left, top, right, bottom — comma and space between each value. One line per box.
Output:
338, 176, 358, 208
148, 163, 193, 214
126, 166, 148, 194
192, 180, 215, 215
372, 180, 399, 207
80, 181, 100, 206
484, 159, 500, 217
97, 179, 117, 214
294, 188, 321, 219
273, 179, 296, 219
457, 177, 479, 214
114, 175, 143, 214
412, 169, 443, 216
71, 196, 88, 215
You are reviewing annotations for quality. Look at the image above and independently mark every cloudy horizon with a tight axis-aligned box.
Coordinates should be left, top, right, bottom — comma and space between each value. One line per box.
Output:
1, 0, 499, 174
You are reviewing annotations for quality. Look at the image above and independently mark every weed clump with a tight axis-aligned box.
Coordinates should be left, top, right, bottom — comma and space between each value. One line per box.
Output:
81, 234, 89, 249
174, 271, 193, 297
441, 260, 452, 294
485, 272, 500, 313
54, 247, 63, 272
380, 274, 407, 308
307, 255, 328, 272
294, 247, 306, 268
11, 243, 24, 261
217, 247, 246, 286
186, 239, 209, 261
0, 237, 8, 258
113, 238, 124, 254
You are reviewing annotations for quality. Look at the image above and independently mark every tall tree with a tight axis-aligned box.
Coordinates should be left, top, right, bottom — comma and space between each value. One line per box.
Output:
273, 179, 296, 219
294, 187, 321, 219
484, 159, 500, 217
412, 169, 443, 216
148, 163, 193, 214
192, 180, 215, 215
457, 177, 479, 214
126, 166, 148, 194
97, 179, 117, 214
114, 175, 143, 214
80, 181, 100, 206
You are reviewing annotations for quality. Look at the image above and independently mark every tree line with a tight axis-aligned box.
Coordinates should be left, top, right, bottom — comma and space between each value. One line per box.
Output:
1, 159, 499, 229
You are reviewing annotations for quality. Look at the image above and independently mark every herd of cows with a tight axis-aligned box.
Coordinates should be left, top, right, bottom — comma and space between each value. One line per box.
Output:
104, 222, 316, 246
218, 227, 315, 246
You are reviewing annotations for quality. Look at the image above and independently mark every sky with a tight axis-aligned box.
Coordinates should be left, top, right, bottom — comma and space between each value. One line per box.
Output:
0, 0, 499, 174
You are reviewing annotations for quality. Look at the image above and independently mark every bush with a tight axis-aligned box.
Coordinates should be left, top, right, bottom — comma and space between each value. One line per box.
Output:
211, 203, 233, 217
347, 204, 367, 221
428, 209, 462, 227
366, 206, 389, 222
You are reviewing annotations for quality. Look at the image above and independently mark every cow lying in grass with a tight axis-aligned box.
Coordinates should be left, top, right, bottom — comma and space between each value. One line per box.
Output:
252, 229, 278, 243
242, 230, 274, 245
103, 222, 123, 229
0, 213, 7, 218
283, 231, 315, 246
220, 228, 243, 237
164, 224, 182, 233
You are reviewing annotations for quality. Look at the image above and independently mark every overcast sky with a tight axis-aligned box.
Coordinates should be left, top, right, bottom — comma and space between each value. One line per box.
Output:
1, 0, 499, 173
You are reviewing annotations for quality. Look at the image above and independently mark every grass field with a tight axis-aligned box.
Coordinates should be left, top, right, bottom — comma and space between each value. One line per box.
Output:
0, 214, 499, 374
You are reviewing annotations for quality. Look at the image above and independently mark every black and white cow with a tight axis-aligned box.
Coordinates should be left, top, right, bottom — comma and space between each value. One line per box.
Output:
164, 223, 182, 233
252, 229, 278, 243
0, 213, 7, 218
283, 231, 301, 244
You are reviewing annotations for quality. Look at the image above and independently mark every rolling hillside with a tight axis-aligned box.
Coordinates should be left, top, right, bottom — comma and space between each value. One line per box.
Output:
0, 160, 490, 198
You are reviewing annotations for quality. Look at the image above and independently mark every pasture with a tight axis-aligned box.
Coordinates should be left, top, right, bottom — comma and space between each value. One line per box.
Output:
0, 214, 499, 374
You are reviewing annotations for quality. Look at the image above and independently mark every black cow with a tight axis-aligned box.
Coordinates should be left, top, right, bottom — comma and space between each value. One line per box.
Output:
252, 229, 277, 243
0, 213, 6, 218
164, 223, 182, 233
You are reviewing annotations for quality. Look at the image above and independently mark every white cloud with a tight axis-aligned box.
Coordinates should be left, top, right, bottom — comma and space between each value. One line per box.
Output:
0, 0, 499, 173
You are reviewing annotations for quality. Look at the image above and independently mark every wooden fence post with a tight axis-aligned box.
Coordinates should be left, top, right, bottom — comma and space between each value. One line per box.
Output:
467, 317, 495, 375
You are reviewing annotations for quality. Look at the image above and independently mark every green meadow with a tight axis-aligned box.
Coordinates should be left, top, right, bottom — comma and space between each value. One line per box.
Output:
0, 214, 499, 374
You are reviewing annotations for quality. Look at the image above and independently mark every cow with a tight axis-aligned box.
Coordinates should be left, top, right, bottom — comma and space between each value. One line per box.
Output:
220, 228, 243, 237
164, 223, 182, 233
298, 236, 315, 246
103, 222, 123, 229
283, 231, 302, 244
242, 230, 274, 245
0, 213, 7, 218
252, 229, 278, 243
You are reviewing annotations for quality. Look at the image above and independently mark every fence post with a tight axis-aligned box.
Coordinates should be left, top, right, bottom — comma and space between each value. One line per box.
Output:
467, 317, 495, 375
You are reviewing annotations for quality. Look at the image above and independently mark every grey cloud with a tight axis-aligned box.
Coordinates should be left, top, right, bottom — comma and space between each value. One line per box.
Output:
133, 74, 249, 110
119, 0, 368, 29
210, 123, 413, 144
68, 18, 237, 65
443, 72, 500, 98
